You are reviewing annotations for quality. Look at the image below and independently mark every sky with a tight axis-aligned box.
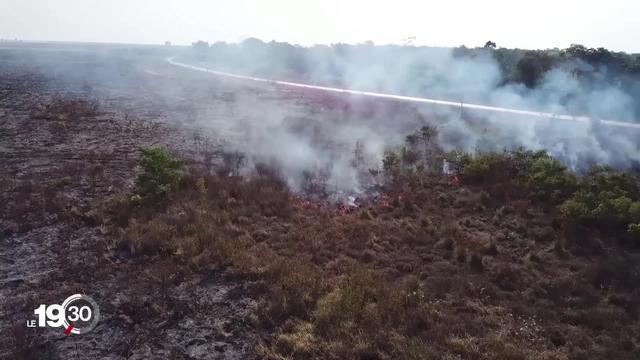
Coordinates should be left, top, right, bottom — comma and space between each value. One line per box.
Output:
1, 0, 639, 52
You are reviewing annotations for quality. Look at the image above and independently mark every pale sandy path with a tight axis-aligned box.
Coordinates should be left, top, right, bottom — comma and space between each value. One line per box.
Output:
167, 58, 640, 130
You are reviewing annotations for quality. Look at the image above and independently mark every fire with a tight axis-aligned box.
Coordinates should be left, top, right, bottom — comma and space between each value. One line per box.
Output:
378, 194, 391, 209
293, 196, 319, 210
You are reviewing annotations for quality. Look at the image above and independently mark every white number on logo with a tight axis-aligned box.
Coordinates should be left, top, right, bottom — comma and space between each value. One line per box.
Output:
34, 304, 46, 327
45, 304, 65, 327
68, 306, 92, 322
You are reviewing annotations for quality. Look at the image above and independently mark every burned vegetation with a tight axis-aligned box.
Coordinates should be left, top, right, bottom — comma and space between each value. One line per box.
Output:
102, 124, 640, 360
2, 46, 639, 360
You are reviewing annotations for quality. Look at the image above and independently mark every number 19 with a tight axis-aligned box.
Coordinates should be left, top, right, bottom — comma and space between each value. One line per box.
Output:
34, 304, 66, 327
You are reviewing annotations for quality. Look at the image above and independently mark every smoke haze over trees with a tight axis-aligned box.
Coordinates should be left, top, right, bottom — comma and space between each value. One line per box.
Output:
185, 39, 640, 121
177, 39, 640, 190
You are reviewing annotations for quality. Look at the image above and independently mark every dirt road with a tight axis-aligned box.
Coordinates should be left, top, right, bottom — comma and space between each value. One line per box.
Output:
167, 58, 640, 130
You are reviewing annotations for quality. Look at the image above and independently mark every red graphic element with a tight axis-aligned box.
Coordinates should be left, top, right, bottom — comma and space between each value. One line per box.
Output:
64, 323, 74, 335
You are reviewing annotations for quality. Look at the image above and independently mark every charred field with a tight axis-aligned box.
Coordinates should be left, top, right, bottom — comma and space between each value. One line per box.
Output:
1, 43, 639, 360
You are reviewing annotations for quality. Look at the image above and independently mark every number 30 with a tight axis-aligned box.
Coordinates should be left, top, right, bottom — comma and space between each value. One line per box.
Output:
68, 306, 92, 322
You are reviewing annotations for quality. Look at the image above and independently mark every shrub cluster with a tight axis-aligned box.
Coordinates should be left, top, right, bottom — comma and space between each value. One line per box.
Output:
450, 149, 577, 199
383, 132, 639, 242
455, 152, 640, 240
560, 166, 640, 238
378, 126, 442, 187
135, 146, 183, 203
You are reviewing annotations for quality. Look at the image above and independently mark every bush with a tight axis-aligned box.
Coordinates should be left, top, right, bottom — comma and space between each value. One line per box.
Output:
457, 151, 520, 185
559, 197, 591, 220
559, 166, 640, 233
457, 148, 561, 187
525, 155, 578, 203
136, 147, 183, 202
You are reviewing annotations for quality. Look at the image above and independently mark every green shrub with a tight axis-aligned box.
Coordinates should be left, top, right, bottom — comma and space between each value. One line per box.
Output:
583, 166, 640, 198
524, 155, 578, 203
559, 166, 640, 233
559, 196, 591, 220
457, 148, 561, 187
458, 151, 520, 185
136, 146, 183, 202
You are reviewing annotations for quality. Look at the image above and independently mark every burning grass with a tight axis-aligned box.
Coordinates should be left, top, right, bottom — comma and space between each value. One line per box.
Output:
102, 137, 640, 359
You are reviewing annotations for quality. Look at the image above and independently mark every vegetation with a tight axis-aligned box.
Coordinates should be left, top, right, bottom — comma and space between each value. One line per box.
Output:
443, 149, 579, 203
559, 166, 640, 239
187, 40, 640, 115
111, 141, 640, 359
437, 146, 639, 241
135, 146, 183, 202
6, 43, 639, 358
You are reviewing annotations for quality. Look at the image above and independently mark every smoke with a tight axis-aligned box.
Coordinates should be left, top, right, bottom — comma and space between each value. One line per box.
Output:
15, 42, 638, 196
219, 88, 413, 194
179, 43, 640, 195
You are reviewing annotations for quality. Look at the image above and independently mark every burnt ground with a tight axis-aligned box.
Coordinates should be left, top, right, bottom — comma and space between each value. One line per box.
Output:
0, 44, 272, 359
1, 43, 639, 360
0, 43, 427, 359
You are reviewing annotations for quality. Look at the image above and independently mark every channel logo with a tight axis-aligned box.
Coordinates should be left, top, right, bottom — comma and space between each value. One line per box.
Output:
27, 294, 100, 335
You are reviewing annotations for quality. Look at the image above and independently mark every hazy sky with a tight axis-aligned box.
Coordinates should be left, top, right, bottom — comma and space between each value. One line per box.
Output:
1, 0, 639, 52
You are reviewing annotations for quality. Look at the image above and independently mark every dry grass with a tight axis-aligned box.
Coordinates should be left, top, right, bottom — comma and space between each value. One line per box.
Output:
104, 146, 640, 360
31, 98, 99, 121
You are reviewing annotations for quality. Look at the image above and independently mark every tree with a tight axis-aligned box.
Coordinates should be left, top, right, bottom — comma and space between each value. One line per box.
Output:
242, 37, 266, 50
515, 51, 554, 88
484, 41, 497, 49
136, 147, 183, 202
191, 40, 210, 61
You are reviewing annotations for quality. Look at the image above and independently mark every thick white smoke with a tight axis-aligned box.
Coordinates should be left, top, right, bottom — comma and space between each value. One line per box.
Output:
177, 43, 640, 193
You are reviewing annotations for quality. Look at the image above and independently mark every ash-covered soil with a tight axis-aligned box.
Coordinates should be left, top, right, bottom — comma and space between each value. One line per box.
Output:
0, 44, 274, 359
0, 42, 423, 359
